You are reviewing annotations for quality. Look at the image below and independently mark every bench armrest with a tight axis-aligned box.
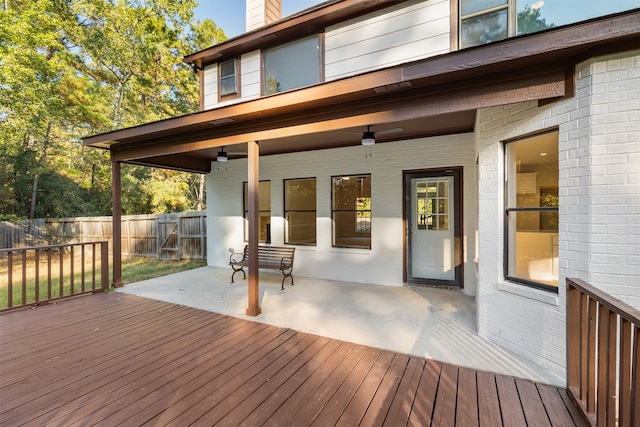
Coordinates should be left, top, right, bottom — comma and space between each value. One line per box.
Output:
280, 256, 294, 270
229, 252, 244, 264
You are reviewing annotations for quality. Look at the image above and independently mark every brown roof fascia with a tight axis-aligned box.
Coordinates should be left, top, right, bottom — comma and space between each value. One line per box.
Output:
83, 9, 640, 150
183, 0, 408, 69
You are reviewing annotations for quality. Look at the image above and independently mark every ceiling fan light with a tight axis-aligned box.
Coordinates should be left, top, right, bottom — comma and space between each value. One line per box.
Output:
362, 128, 375, 146
217, 151, 228, 162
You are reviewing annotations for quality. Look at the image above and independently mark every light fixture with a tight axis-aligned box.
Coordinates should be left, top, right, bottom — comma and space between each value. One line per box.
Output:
217, 147, 228, 162
361, 125, 375, 146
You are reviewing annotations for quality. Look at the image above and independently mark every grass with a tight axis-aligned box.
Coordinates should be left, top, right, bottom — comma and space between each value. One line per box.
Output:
0, 255, 206, 310
120, 257, 207, 284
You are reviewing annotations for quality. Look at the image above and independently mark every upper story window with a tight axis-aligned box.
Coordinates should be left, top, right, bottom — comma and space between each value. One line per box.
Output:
219, 59, 239, 98
263, 35, 321, 95
504, 129, 559, 292
460, 0, 637, 48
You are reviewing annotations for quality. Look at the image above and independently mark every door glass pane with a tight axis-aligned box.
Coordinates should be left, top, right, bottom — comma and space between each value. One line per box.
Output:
417, 179, 449, 231
416, 182, 427, 230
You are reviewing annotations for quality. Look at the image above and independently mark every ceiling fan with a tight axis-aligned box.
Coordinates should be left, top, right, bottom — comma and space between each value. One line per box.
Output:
215, 146, 247, 162
338, 126, 404, 145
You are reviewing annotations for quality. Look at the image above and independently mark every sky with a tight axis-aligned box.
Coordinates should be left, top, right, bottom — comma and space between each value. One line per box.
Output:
194, 0, 322, 38
194, 0, 640, 39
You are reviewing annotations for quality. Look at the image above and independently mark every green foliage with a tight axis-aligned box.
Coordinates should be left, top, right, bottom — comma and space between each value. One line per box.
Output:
0, 0, 226, 220
517, 6, 555, 35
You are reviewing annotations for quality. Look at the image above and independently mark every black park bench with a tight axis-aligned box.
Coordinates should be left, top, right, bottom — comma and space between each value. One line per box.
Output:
229, 245, 295, 290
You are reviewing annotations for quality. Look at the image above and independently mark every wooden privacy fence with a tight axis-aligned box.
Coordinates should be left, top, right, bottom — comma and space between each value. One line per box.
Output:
567, 277, 640, 427
0, 242, 109, 312
0, 211, 206, 260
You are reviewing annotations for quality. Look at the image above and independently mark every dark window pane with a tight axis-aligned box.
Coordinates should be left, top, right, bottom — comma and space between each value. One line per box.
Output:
286, 212, 316, 244
264, 36, 320, 95
220, 60, 235, 78
461, 0, 507, 16
284, 178, 316, 245
219, 59, 237, 96
285, 179, 316, 211
461, 9, 508, 48
332, 175, 371, 248
508, 211, 558, 287
220, 76, 237, 96
517, 0, 636, 36
243, 181, 271, 243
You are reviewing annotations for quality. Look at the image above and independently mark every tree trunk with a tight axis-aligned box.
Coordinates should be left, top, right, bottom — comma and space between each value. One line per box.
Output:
29, 122, 52, 220
197, 174, 205, 210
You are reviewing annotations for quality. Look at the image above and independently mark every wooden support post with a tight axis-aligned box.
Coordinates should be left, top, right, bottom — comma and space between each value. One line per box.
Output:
111, 157, 123, 288
246, 141, 261, 316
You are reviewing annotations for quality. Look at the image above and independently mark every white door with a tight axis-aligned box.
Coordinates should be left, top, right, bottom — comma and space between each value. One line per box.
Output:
409, 176, 455, 282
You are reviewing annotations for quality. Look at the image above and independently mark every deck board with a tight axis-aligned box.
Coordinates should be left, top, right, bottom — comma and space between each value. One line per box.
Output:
0, 292, 586, 426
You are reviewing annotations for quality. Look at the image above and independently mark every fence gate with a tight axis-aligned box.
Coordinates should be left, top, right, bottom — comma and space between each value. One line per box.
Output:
158, 216, 179, 260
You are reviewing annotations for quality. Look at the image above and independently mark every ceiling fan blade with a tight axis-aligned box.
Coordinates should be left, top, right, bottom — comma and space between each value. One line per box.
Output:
336, 127, 403, 136
375, 127, 403, 136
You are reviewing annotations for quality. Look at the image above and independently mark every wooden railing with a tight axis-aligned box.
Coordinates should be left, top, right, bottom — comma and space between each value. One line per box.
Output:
567, 277, 640, 427
0, 242, 109, 312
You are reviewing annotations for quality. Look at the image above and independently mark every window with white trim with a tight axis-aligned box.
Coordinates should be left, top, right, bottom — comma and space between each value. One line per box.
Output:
219, 59, 238, 97
460, 1, 635, 49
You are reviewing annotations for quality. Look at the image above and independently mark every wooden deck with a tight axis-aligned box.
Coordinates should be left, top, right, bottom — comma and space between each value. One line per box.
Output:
0, 292, 587, 426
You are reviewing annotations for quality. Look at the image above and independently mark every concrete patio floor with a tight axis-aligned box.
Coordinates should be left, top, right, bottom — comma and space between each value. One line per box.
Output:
116, 266, 564, 386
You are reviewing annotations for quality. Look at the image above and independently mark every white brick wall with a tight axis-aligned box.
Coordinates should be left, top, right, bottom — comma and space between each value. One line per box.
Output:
206, 134, 478, 293
476, 49, 640, 385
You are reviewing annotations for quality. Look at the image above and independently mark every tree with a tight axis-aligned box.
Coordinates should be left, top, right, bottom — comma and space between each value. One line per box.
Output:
517, 6, 555, 36
0, 0, 227, 220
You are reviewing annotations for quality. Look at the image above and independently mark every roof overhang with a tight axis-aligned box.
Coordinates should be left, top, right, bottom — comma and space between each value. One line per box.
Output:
83, 9, 640, 174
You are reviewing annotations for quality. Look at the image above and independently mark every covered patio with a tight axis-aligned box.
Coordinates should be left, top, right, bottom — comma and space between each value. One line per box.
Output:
115, 267, 562, 386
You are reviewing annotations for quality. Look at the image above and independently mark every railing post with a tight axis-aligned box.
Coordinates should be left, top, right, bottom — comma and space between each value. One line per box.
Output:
101, 241, 109, 292
567, 279, 580, 392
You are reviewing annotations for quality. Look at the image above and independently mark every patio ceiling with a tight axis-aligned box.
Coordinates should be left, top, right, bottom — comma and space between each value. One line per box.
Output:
82, 9, 640, 174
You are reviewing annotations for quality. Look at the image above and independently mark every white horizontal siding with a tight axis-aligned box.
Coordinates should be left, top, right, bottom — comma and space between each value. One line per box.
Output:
325, 0, 450, 81
202, 51, 262, 110
203, 64, 218, 110
241, 51, 261, 100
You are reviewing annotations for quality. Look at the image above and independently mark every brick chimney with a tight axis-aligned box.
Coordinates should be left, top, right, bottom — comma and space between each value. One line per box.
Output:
246, 0, 282, 32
